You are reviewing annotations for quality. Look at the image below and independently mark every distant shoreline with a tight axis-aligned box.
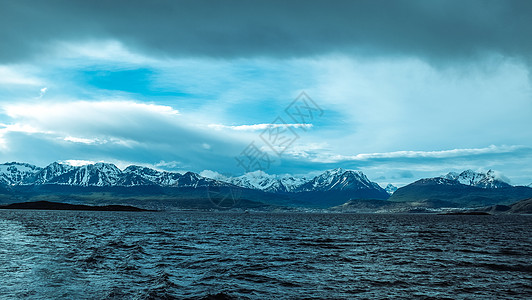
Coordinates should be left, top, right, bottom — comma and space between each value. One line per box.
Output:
0, 201, 152, 212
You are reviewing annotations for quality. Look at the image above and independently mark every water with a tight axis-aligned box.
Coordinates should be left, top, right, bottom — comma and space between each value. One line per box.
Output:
0, 211, 530, 299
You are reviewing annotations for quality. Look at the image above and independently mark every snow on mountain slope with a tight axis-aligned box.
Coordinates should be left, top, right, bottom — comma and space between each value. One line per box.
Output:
224, 171, 277, 190
32, 162, 74, 184
11, 161, 519, 198
416, 177, 459, 186
174, 171, 220, 188
443, 170, 511, 189
122, 165, 185, 186
117, 166, 159, 186
278, 175, 308, 192
123, 165, 161, 183
201, 168, 386, 194
384, 184, 398, 195
296, 168, 383, 192
201, 170, 308, 193
47, 163, 123, 186
0, 162, 42, 185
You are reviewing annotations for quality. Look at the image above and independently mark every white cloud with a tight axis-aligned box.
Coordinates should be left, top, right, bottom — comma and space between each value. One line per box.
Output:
0, 65, 42, 86
38, 87, 48, 98
307, 55, 532, 154
1, 100, 182, 142
0, 100, 182, 149
63, 136, 100, 144
0, 123, 47, 134
308, 145, 525, 163
208, 123, 313, 131
199, 169, 228, 181
62, 136, 138, 147
55, 40, 157, 65
60, 159, 96, 167
4, 100, 179, 121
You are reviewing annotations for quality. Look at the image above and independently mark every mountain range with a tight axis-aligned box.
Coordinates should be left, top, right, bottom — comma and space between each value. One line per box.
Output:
1, 162, 531, 210
0, 162, 389, 208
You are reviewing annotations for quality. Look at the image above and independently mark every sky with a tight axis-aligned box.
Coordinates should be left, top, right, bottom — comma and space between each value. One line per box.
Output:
0, 0, 531, 187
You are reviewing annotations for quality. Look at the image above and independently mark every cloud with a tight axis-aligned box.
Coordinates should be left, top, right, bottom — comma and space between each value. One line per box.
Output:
199, 169, 227, 181
1, 0, 531, 69
208, 123, 313, 131
55, 40, 156, 65
2, 101, 181, 144
4, 100, 179, 120
60, 159, 96, 167
0, 1, 531, 186
63, 136, 99, 144
38, 87, 47, 98
308, 145, 527, 163
0, 66, 42, 85
0, 99, 256, 173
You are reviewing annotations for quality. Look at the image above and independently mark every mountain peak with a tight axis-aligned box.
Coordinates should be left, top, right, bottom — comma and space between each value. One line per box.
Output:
329, 167, 346, 174
385, 183, 398, 195
297, 168, 385, 194
2, 161, 39, 167
319, 168, 352, 178
0, 162, 42, 185
443, 169, 510, 189
224, 170, 286, 192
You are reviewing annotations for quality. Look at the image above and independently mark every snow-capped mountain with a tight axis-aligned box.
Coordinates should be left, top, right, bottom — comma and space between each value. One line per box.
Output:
217, 171, 307, 193
44, 163, 122, 186
119, 166, 161, 186
443, 170, 511, 189
0, 162, 517, 198
296, 168, 384, 192
0, 162, 42, 185
200, 168, 387, 195
31, 162, 74, 184
0, 162, 229, 188
122, 166, 221, 187
384, 184, 398, 195
174, 172, 221, 188
123, 165, 161, 179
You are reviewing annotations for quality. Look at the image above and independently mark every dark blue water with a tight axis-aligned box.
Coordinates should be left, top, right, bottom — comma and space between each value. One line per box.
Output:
0, 211, 530, 299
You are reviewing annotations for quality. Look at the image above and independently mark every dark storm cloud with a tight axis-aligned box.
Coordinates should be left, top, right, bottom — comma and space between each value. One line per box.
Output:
1, 0, 531, 64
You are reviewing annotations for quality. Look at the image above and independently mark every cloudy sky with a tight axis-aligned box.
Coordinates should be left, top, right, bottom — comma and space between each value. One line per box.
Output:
1, 0, 531, 186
